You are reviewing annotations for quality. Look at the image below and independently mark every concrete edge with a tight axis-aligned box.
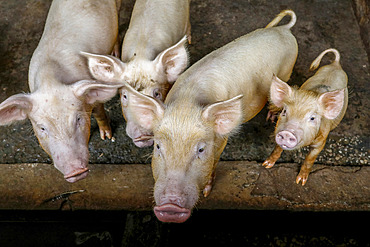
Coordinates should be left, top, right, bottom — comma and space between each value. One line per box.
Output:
0, 162, 369, 211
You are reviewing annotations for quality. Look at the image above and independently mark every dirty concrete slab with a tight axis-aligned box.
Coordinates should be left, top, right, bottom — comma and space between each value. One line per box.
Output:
0, 162, 368, 211
0, 0, 369, 167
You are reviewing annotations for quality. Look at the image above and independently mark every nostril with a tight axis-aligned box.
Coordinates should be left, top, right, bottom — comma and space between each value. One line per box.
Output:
289, 138, 296, 142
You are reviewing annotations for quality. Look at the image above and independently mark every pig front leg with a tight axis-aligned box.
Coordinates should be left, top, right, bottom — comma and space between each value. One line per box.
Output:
203, 137, 228, 197
203, 170, 215, 198
296, 138, 326, 186
93, 103, 112, 140
262, 145, 283, 168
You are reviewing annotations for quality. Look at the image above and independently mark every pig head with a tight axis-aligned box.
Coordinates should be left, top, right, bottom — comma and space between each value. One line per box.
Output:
121, 83, 243, 223
270, 75, 345, 150
0, 80, 120, 182
81, 36, 189, 147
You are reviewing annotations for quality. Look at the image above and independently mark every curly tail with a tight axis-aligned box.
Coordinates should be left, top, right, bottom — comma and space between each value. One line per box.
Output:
265, 10, 297, 29
310, 48, 341, 71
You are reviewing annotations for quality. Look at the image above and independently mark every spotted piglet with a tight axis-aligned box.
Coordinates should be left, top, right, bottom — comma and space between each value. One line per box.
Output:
263, 48, 348, 185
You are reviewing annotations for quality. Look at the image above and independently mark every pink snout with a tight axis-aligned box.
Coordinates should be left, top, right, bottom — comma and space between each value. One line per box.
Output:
276, 130, 298, 149
154, 204, 191, 223
64, 167, 89, 183
133, 135, 154, 147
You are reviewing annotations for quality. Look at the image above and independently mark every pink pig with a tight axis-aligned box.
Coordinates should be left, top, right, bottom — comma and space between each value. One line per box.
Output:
0, 0, 122, 182
263, 48, 348, 185
122, 10, 298, 222
81, 0, 191, 147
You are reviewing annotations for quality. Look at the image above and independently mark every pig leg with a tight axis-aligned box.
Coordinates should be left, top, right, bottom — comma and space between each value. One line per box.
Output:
186, 19, 192, 44
296, 139, 326, 186
203, 137, 228, 197
262, 145, 283, 168
111, 35, 121, 58
93, 103, 112, 140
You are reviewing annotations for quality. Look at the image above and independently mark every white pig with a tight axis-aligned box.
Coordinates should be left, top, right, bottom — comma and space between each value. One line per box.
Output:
0, 0, 122, 182
263, 48, 348, 185
121, 10, 298, 222
81, 0, 191, 147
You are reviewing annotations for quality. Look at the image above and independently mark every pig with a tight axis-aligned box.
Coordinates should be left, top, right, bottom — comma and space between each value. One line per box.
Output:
0, 0, 122, 182
80, 0, 191, 147
121, 10, 298, 222
262, 48, 348, 186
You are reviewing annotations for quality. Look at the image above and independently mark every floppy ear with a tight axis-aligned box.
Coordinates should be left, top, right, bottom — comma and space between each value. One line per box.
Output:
270, 75, 292, 108
154, 35, 189, 83
202, 95, 243, 136
0, 94, 32, 125
72, 80, 121, 105
318, 89, 345, 119
121, 83, 165, 131
80, 51, 126, 83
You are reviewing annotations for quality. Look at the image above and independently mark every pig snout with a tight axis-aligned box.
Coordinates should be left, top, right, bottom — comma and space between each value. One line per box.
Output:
126, 121, 154, 147
154, 195, 191, 223
154, 204, 191, 223
54, 158, 89, 183
64, 167, 89, 183
276, 130, 298, 149
133, 135, 154, 148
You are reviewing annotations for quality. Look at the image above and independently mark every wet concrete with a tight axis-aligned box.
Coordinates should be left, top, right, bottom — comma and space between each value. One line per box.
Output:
0, 0, 369, 211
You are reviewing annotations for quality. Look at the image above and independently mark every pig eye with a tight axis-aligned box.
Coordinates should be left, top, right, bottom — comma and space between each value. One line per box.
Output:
156, 144, 160, 150
153, 89, 162, 100
281, 108, 287, 116
310, 116, 315, 121
76, 115, 83, 126
197, 143, 206, 156
37, 125, 48, 137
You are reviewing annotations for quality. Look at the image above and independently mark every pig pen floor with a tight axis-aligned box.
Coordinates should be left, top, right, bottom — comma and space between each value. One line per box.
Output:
0, 0, 369, 246
0, 210, 369, 247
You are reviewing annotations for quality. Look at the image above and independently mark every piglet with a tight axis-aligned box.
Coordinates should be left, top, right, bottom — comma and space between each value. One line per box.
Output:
0, 0, 122, 182
81, 0, 191, 147
121, 10, 298, 222
263, 48, 348, 185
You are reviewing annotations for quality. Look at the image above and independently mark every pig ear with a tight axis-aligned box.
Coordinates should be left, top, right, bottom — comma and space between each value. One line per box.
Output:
318, 89, 345, 119
80, 51, 125, 83
72, 80, 121, 105
270, 75, 292, 108
0, 94, 32, 125
202, 95, 243, 136
122, 83, 165, 130
154, 35, 189, 83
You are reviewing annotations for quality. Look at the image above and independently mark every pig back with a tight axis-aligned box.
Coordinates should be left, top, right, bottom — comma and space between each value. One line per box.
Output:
301, 65, 348, 129
121, 0, 190, 62
29, 0, 119, 88
167, 26, 298, 123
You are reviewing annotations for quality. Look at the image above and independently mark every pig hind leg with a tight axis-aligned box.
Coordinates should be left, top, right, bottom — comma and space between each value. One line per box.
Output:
186, 19, 192, 44
93, 103, 112, 140
111, 35, 121, 58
